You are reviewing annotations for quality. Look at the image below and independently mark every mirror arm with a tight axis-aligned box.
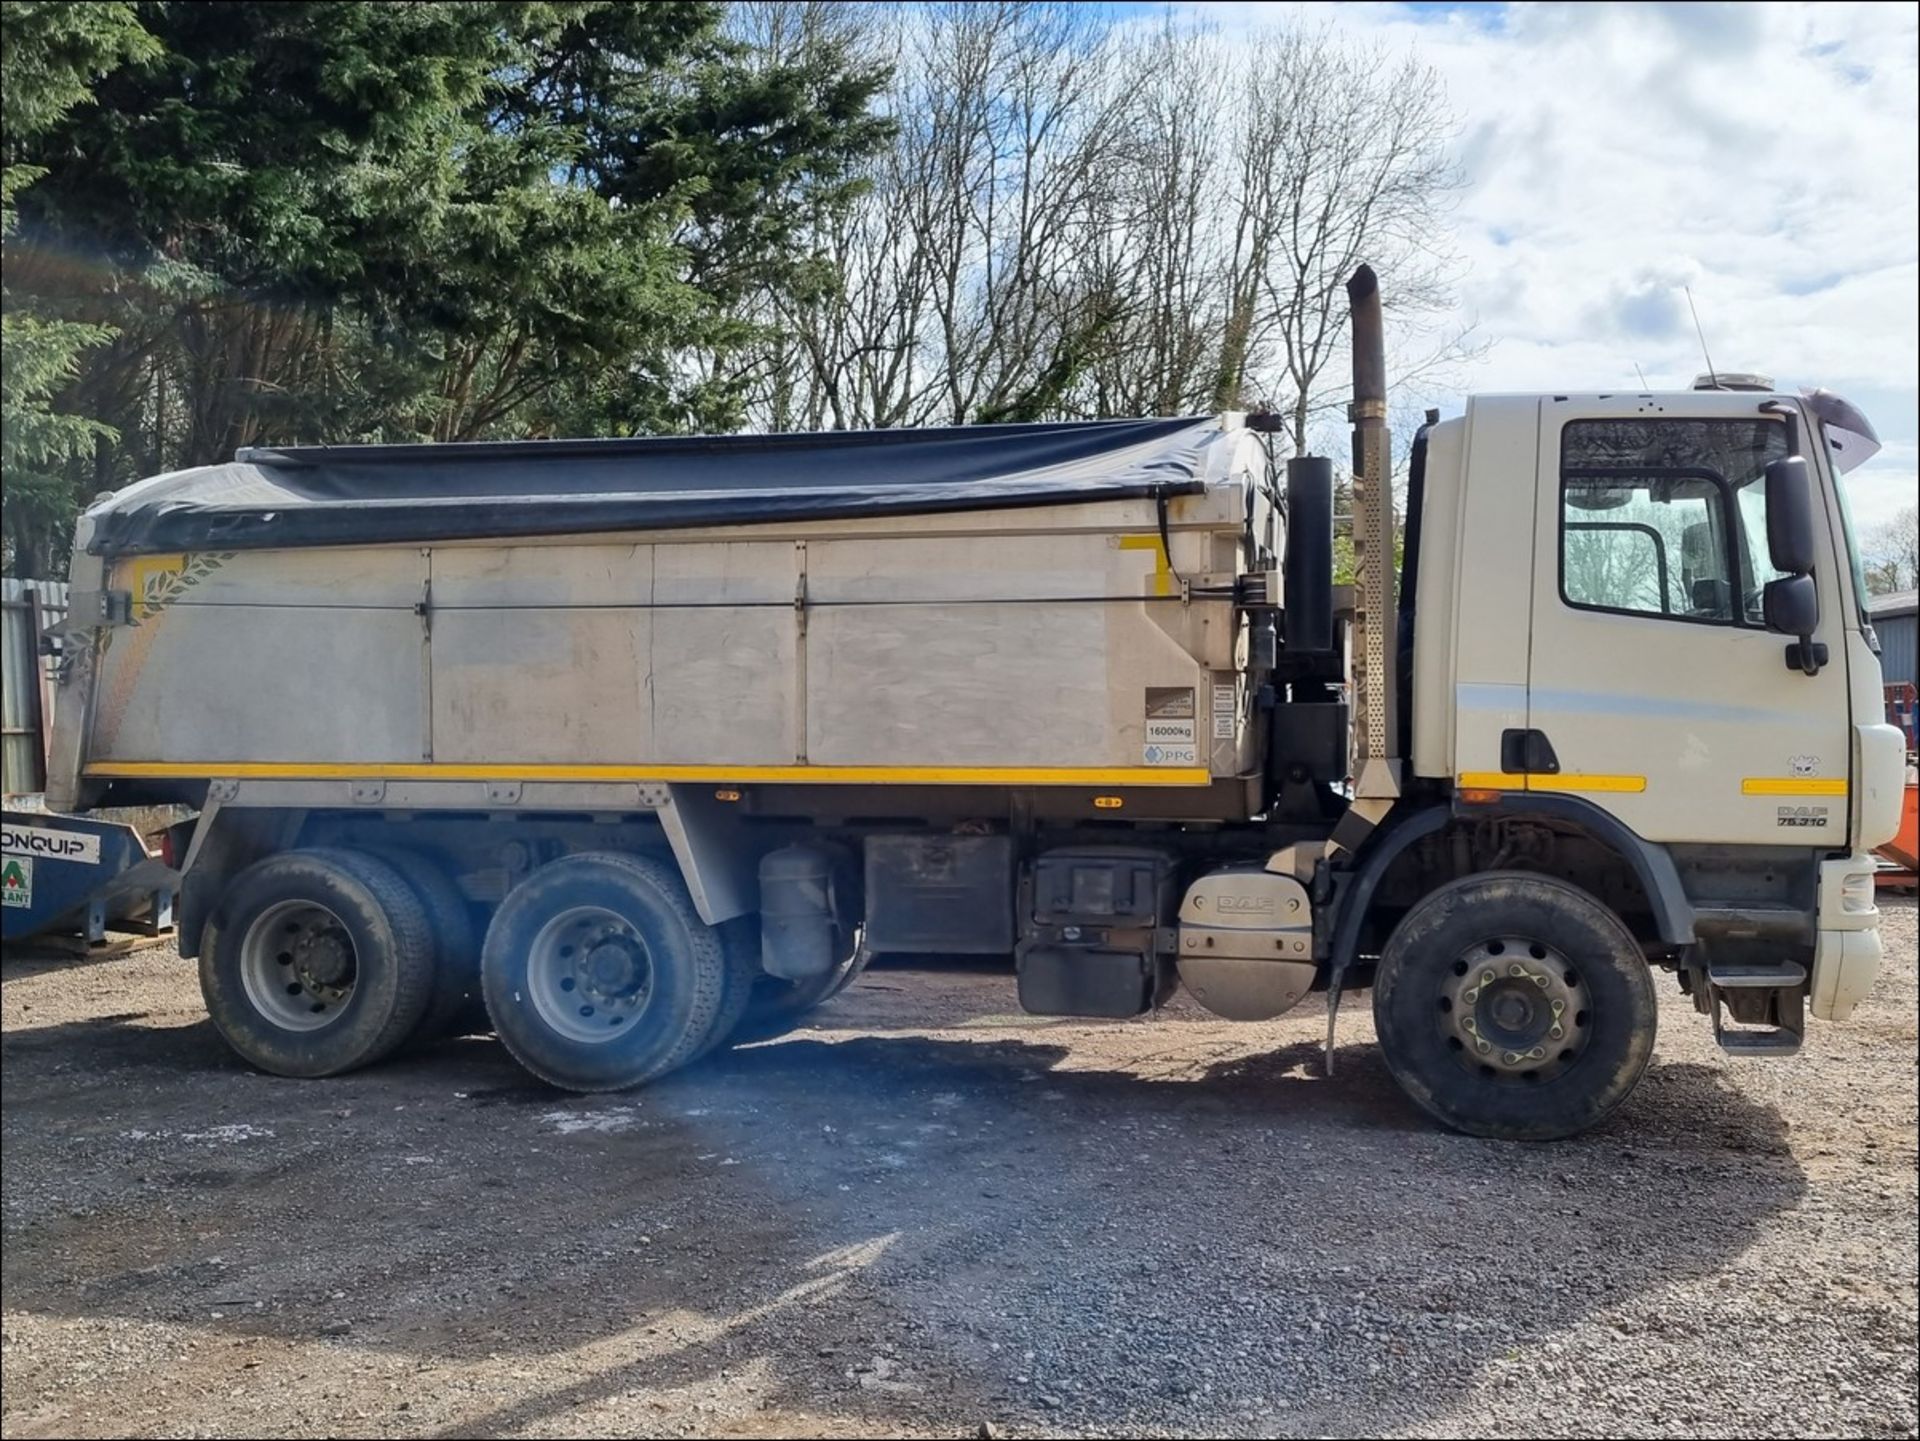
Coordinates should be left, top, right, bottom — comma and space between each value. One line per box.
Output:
1786, 638, 1827, 676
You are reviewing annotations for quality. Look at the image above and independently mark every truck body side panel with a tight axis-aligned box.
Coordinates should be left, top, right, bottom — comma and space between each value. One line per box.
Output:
92, 547, 427, 766
75, 493, 1251, 792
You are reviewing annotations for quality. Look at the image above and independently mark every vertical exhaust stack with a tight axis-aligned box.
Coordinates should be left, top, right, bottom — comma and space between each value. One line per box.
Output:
1283, 456, 1334, 656
1341, 265, 1401, 834
1322, 264, 1405, 1073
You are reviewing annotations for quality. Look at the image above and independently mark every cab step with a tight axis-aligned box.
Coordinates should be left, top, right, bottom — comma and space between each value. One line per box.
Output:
1706, 959, 1808, 988
1715, 1027, 1802, 1057
1705, 959, 1807, 1057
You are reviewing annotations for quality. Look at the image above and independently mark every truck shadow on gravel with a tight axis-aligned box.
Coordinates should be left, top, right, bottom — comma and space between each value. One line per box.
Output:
2, 999, 1808, 1437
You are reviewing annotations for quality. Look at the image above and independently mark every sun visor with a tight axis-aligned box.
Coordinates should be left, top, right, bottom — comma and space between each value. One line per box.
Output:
1801, 389, 1882, 475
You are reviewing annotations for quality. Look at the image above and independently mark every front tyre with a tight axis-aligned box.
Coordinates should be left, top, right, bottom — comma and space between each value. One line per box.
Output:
1372, 871, 1657, 1140
481, 853, 725, 1092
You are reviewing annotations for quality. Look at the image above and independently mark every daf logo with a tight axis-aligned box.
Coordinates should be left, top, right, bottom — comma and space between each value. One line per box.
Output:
1217, 894, 1276, 914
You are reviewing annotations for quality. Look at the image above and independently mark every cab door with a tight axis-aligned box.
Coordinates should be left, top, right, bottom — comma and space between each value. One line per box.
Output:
1522, 393, 1854, 845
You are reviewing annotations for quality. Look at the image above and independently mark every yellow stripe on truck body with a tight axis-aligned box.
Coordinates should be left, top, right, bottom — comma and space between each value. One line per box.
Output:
84, 761, 1215, 788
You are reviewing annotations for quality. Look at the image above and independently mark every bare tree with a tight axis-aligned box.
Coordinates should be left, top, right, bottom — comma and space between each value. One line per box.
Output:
733, 7, 1472, 444
1239, 29, 1470, 452
1863, 504, 1919, 595
1074, 21, 1230, 418
735, 2, 1127, 429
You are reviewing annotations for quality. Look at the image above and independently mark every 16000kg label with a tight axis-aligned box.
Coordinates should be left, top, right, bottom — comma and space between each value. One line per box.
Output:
1143, 686, 1199, 765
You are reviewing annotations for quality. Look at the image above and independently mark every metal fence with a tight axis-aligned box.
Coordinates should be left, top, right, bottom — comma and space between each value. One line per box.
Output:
2, 578, 69, 797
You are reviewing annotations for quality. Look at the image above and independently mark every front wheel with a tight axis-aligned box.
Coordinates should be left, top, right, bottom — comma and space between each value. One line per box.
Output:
1372, 871, 1657, 1140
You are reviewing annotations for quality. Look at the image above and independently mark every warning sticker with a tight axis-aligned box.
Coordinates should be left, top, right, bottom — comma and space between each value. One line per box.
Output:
1145, 687, 1195, 720
1143, 743, 1199, 767
1, 856, 31, 908
1212, 683, 1236, 740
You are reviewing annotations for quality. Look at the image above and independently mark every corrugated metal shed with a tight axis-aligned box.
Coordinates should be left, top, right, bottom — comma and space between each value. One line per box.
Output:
1, 578, 68, 796
1870, 588, 1917, 687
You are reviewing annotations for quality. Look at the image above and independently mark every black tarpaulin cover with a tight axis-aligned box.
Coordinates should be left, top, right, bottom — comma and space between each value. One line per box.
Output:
82, 417, 1221, 556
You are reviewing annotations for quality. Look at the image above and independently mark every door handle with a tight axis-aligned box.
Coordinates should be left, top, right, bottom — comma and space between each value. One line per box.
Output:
1500, 728, 1561, 775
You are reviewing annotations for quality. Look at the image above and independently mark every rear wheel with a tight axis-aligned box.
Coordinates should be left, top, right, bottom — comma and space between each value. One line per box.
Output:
724, 922, 866, 1047
690, 918, 761, 1061
1372, 871, 1657, 1140
200, 848, 436, 1078
363, 846, 483, 1042
481, 853, 726, 1091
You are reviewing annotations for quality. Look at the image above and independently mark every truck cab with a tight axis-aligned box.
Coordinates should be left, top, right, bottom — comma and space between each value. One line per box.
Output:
1406, 384, 1899, 1031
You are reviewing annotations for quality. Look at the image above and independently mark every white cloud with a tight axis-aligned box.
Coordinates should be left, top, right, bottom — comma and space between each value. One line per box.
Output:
1171, 0, 1919, 530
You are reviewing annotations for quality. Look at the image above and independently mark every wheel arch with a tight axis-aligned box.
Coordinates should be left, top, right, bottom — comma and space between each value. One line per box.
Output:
175, 804, 307, 959
1329, 795, 1696, 976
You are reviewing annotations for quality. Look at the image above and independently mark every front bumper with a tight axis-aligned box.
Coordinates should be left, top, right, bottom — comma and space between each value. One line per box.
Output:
1811, 852, 1882, 1022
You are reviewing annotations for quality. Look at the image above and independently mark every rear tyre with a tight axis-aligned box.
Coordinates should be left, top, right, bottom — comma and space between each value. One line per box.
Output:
481, 852, 726, 1092
690, 918, 762, 1061
1372, 870, 1657, 1140
363, 846, 483, 1042
200, 848, 436, 1078
724, 923, 866, 1047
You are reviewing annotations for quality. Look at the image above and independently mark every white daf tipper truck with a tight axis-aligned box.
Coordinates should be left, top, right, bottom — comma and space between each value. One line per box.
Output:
43, 268, 1904, 1138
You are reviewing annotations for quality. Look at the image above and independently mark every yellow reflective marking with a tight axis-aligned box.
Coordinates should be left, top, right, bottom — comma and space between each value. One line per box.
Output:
84, 761, 1215, 788
1741, 777, 1848, 796
1454, 771, 1646, 794
1456, 771, 1522, 790
1118, 535, 1172, 596
1527, 773, 1647, 794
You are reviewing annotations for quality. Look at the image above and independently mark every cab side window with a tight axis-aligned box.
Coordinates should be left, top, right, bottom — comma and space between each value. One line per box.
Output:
1560, 418, 1789, 626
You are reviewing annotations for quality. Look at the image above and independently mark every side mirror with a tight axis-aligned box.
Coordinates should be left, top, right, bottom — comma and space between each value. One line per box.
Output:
1764, 456, 1815, 575
1763, 573, 1818, 635
1764, 573, 1825, 675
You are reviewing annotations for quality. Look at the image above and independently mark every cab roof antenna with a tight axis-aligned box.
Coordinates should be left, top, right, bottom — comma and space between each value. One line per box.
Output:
1633, 361, 1650, 391
1684, 286, 1718, 391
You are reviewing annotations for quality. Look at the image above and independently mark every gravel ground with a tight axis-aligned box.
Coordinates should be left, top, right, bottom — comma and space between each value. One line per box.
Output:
2, 901, 1915, 1440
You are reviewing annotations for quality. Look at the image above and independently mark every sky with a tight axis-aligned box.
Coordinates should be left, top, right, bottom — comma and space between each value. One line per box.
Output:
1143, 0, 1919, 537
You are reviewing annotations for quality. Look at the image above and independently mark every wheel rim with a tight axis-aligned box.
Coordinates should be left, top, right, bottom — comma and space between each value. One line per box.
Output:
1437, 936, 1590, 1081
240, 899, 358, 1031
527, 904, 653, 1044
